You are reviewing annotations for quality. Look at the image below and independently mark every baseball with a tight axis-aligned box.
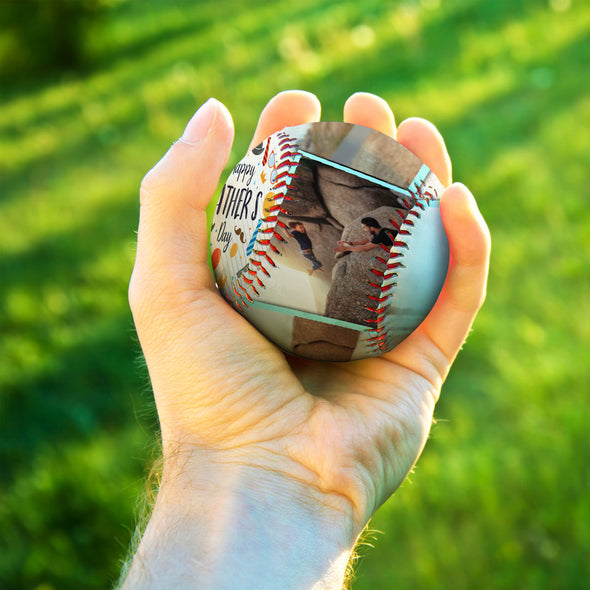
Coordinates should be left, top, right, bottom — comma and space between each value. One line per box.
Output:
209, 122, 449, 361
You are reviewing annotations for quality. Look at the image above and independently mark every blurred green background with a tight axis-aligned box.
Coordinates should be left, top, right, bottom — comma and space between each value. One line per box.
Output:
1, 0, 588, 588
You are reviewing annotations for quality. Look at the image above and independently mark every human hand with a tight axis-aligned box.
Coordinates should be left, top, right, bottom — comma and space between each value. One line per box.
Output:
124, 90, 490, 589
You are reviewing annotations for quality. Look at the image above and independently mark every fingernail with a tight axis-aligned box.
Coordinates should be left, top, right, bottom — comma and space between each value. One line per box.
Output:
181, 98, 218, 144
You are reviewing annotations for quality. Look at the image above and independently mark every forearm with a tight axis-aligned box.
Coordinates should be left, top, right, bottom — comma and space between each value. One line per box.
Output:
345, 239, 369, 247
120, 448, 359, 590
346, 243, 376, 252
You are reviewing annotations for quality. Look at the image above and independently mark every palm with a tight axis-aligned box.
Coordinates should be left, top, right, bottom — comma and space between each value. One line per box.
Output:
152, 281, 441, 524
289, 354, 438, 521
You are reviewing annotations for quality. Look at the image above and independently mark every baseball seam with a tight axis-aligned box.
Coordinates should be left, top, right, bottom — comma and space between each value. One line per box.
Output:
232, 131, 300, 310
365, 186, 440, 353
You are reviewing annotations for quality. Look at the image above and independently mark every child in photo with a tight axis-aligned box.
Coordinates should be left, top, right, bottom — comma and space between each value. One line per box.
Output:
287, 221, 324, 275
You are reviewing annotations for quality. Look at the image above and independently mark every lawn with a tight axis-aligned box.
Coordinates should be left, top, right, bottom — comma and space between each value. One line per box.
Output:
1, 0, 589, 588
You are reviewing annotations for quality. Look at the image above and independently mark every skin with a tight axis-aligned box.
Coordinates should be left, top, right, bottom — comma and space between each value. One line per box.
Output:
334, 223, 382, 252
122, 90, 491, 589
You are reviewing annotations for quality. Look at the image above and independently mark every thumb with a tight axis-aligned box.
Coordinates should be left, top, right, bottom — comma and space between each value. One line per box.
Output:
140, 99, 234, 213
130, 99, 234, 316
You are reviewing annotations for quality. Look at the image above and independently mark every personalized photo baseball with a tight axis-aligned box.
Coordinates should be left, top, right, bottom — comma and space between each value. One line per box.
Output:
210, 122, 449, 361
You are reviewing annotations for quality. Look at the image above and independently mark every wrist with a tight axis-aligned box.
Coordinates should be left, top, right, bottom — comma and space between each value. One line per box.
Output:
123, 445, 359, 590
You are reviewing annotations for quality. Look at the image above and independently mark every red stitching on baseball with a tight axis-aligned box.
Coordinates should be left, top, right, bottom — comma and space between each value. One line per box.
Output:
365, 196, 431, 349
224, 132, 300, 311
273, 171, 292, 182
365, 204, 415, 341
368, 295, 389, 304
365, 316, 386, 324
264, 253, 276, 267
389, 218, 401, 230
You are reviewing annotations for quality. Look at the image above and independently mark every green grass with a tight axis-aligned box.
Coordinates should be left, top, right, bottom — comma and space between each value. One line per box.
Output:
1, 0, 589, 588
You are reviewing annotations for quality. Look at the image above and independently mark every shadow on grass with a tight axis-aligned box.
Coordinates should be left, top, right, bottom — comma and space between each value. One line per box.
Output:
5, 0, 586, 208
0, 193, 153, 483
0, 309, 151, 483
0, 0, 337, 136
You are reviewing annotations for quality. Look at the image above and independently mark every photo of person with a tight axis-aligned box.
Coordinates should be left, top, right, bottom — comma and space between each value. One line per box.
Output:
333, 216, 397, 254
287, 221, 324, 275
